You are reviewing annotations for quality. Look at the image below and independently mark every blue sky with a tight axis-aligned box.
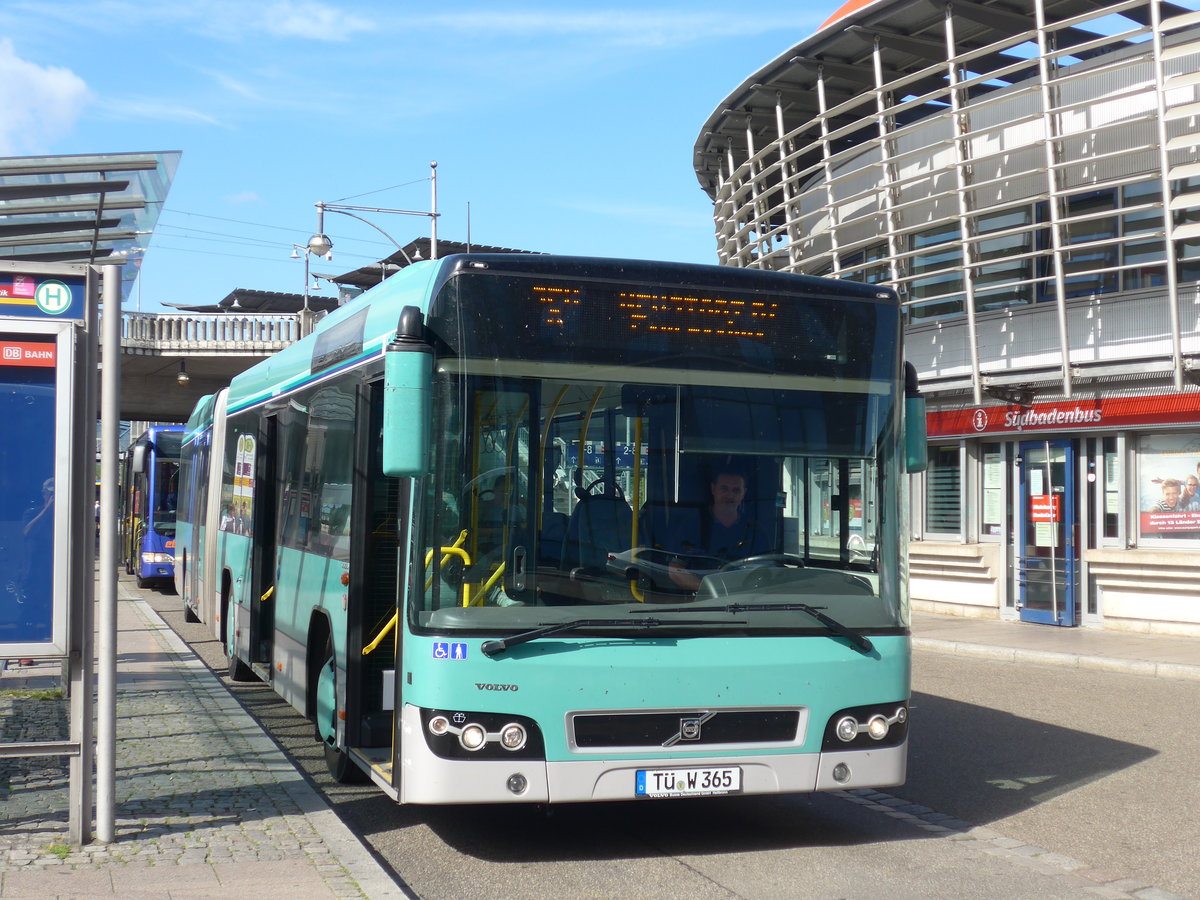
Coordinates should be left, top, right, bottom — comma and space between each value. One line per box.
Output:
0, 1, 832, 312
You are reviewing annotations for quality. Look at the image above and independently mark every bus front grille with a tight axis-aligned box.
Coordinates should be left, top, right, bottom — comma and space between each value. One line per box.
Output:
569, 709, 802, 750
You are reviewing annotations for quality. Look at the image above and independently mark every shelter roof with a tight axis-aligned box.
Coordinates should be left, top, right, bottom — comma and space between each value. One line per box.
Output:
0, 151, 179, 304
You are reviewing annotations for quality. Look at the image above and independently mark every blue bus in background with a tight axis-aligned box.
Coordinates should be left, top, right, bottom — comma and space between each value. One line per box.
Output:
121, 424, 183, 589
177, 254, 926, 803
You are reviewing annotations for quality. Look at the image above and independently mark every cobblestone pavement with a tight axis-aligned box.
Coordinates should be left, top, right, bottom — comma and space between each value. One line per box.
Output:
0, 588, 405, 899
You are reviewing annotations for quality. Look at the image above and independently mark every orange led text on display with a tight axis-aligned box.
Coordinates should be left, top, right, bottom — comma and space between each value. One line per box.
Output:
531, 285, 777, 339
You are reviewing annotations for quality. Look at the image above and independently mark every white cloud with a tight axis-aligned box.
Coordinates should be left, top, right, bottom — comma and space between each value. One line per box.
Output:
422, 10, 820, 48
207, 70, 265, 101
94, 96, 226, 127
0, 38, 91, 155
261, 1, 374, 41
224, 190, 262, 204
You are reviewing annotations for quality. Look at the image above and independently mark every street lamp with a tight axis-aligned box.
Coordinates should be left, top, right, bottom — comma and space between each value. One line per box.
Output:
309, 161, 440, 267
289, 243, 316, 311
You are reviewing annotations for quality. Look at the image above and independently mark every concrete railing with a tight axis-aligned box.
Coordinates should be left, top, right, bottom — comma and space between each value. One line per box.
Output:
118, 311, 319, 353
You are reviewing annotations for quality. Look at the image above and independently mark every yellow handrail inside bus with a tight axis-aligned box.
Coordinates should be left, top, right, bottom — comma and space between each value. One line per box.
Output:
260, 586, 274, 603
424, 530, 470, 583
424, 532, 472, 605
470, 561, 507, 607
629, 415, 645, 603
366, 539, 474, 656
362, 615, 397, 656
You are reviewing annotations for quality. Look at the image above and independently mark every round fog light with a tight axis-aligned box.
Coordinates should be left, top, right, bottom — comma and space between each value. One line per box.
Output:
867, 715, 890, 740
500, 723, 527, 751
460, 723, 487, 750
895, 706, 908, 724
835, 716, 859, 742
507, 773, 528, 794
428, 715, 450, 736
832, 762, 851, 783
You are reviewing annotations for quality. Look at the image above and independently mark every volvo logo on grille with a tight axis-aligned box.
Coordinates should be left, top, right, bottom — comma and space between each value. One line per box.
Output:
663, 712, 716, 747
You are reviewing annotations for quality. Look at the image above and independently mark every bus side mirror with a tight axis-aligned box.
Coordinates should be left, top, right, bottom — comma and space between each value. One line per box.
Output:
382, 306, 433, 478
904, 396, 927, 473
130, 442, 149, 475
904, 362, 927, 473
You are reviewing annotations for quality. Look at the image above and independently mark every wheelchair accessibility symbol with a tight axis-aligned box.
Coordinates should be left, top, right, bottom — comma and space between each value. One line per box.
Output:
432, 641, 468, 660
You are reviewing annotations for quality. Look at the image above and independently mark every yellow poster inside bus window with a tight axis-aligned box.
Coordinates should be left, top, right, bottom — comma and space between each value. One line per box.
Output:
223, 433, 255, 534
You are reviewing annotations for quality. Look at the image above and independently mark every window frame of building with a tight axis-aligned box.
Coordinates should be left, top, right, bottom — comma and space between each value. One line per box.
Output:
918, 441, 966, 540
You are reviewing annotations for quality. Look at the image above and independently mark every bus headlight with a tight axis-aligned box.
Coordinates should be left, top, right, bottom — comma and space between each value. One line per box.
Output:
867, 715, 890, 740
835, 716, 859, 742
141, 552, 173, 564
500, 723, 527, 751
420, 708, 544, 760
823, 702, 909, 750
459, 723, 487, 751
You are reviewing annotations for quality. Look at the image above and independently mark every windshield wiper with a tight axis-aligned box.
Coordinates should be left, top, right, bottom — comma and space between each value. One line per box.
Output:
480, 617, 742, 658
651, 602, 874, 655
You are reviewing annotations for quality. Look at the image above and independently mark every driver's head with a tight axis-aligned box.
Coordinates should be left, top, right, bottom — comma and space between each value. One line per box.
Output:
710, 471, 746, 509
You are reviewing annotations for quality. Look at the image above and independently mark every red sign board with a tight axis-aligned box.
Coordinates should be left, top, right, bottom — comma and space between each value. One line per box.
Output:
0, 340, 57, 368
1029, 494, 1060, 522
929, 392, 1200, 438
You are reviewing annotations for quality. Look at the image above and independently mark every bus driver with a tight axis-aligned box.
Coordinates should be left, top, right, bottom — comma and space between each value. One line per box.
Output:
666, 468, 763, 590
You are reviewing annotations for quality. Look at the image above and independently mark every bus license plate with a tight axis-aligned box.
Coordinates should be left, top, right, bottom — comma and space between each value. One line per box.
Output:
635, 766, 742, 798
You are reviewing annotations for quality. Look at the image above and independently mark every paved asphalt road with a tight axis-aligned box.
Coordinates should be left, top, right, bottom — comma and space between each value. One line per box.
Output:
140, 585, 1198, 900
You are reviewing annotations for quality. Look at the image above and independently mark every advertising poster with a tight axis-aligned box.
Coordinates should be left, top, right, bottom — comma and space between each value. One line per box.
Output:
1137, 433, 1200, 537
221, 433, 256, 535
0, 333, 58, 644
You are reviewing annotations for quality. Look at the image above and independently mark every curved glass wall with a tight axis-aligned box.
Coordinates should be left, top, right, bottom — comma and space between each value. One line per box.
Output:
706, 0, 1200, 331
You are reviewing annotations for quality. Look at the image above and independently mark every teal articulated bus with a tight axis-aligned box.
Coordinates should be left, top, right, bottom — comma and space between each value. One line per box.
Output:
175, 254, 927, 804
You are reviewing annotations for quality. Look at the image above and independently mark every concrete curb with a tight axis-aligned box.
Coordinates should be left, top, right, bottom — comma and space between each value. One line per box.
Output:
913, 637, 1200, 683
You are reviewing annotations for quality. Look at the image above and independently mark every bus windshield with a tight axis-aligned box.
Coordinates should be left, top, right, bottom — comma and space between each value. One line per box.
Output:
153, 431, 182, 537
415, 271, 902, 636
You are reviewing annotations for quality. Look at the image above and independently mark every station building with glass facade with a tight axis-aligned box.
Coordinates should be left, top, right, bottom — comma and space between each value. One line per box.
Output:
693, 0, 1200, 634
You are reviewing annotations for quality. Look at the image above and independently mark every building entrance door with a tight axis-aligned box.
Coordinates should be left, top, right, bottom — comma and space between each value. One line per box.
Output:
1017, 439, 1078, 626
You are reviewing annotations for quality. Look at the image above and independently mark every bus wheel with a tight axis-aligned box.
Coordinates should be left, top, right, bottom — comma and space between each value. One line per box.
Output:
315, 636, 368, 784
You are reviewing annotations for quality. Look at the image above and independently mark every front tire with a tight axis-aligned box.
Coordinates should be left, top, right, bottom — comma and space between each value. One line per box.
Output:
315, 635, 368, 784
224, 603, 257, 683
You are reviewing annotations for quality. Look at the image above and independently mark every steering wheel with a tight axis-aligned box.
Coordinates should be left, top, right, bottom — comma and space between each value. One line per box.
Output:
582, 478, 624, 499
718, 553, 807, 573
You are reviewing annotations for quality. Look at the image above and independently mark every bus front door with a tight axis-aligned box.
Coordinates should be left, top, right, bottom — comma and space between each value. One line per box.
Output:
348, 382, 405, 783
1017, 439, 1078, 626
249, 415, 278, 665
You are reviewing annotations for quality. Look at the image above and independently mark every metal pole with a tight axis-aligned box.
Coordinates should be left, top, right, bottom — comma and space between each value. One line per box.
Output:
96, 264, 121, 843
430, 161, 438, 260
303, 248, 311, 312
1044, 441, 1059, 625
69, 266, 99, 847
